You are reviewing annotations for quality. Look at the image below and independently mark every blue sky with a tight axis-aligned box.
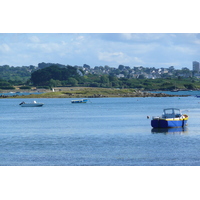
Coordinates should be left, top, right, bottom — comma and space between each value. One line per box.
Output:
0, 33, 200, 69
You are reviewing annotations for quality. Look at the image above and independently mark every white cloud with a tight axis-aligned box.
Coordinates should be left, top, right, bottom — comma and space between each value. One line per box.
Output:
159, 62, 180, 67
71, 35, 86, 46
133, 57, 144, 64
132, 43, 158, 54
105, 33, 168, 43
0, 43, 11, 53
98, 52, 127, 63
98, 51, 144, 66
76, 35, 84, 41
98, 51, 145, 67
121, 33, 133, 40
29, 36, 40, 43
27, 42, 65, 53
174, 45, 195, 55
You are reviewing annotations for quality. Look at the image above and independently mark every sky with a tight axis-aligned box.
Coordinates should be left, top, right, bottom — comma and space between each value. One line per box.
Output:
0, 33, 200, 70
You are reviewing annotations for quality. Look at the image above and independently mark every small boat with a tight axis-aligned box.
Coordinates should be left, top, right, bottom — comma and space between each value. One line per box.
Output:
151, 108, 189, 128
170, 89, 179, 92
71, 99, 88, 103
19, 101, 44, 107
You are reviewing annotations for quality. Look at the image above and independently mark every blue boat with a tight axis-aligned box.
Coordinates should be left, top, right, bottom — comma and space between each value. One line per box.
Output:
151, 108, 189, 128
71, 99, 88, 103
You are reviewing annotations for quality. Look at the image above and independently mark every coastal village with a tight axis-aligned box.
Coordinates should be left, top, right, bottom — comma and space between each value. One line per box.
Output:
1, 61, 199, 81
30, 61, 198, 79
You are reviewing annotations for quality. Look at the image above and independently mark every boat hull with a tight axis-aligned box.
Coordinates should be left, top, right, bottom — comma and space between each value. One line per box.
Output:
151, 118, 188, 128
20, 103, 44, 107
71, 99, 87, 103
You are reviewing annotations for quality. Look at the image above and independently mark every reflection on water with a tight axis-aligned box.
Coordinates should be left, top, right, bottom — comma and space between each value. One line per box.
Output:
1, 97, 200, 166
151, 127, 188, 135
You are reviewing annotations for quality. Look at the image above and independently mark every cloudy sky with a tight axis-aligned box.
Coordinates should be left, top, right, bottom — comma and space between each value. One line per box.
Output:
0, 33, 200, 69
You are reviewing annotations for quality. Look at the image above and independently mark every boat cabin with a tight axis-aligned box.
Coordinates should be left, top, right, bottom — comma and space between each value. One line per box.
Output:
162, 108, 182, 118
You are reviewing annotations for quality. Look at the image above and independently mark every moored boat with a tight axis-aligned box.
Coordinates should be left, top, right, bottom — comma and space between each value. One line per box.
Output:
71, 99, 88, 103
151, 108, 188, 128
19, 101, 44, 107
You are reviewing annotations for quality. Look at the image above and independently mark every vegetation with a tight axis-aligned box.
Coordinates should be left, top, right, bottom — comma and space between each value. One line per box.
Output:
0, 65, 33, 84
7, 87, 176, 99
1, 63, 200, 91
19, 86, 32, 89
31, 65, 80, 86
29, 66, 200, 90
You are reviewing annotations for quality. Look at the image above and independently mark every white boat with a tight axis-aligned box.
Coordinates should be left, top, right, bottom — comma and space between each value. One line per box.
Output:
71, 99, 88, 103
19, 101, 44, 107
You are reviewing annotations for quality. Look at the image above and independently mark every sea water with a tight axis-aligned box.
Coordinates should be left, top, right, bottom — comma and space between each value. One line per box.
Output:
1, 96, 200, 166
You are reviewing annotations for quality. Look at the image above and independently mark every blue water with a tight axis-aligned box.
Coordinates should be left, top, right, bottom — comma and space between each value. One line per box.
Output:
0, 92, 43, 96
148, 90, 200, 96
1, 96, 200, 166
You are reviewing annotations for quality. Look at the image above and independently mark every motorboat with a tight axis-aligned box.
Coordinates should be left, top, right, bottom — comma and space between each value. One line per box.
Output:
19, 100, 44, 107
151, 108, 188, 128
71, 99, 88, 103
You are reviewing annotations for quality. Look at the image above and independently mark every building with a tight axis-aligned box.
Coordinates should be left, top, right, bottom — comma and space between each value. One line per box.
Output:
193, 61, 200, 72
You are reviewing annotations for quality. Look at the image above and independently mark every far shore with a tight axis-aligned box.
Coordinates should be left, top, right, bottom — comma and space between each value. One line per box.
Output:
0, 87, 189, 99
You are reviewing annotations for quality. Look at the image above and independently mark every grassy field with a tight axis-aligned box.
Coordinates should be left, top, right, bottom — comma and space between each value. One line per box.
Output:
7, 87, 141, 98
1, 87, 179, 98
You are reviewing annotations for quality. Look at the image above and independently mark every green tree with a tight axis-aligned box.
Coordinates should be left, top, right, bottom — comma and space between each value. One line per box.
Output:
49, 79, 62, 87
184, 83, 195, 90
138, 75, 145, 79
100, 75, 109, 84
31, 65, 80, 86
68, 78, 78, 86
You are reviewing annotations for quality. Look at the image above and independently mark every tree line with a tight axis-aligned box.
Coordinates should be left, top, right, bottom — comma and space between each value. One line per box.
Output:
0, 64, 200, 90
30, 65, 200, 90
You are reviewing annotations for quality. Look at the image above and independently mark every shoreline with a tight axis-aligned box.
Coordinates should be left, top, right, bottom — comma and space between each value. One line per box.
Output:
0, 87, 189, 98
